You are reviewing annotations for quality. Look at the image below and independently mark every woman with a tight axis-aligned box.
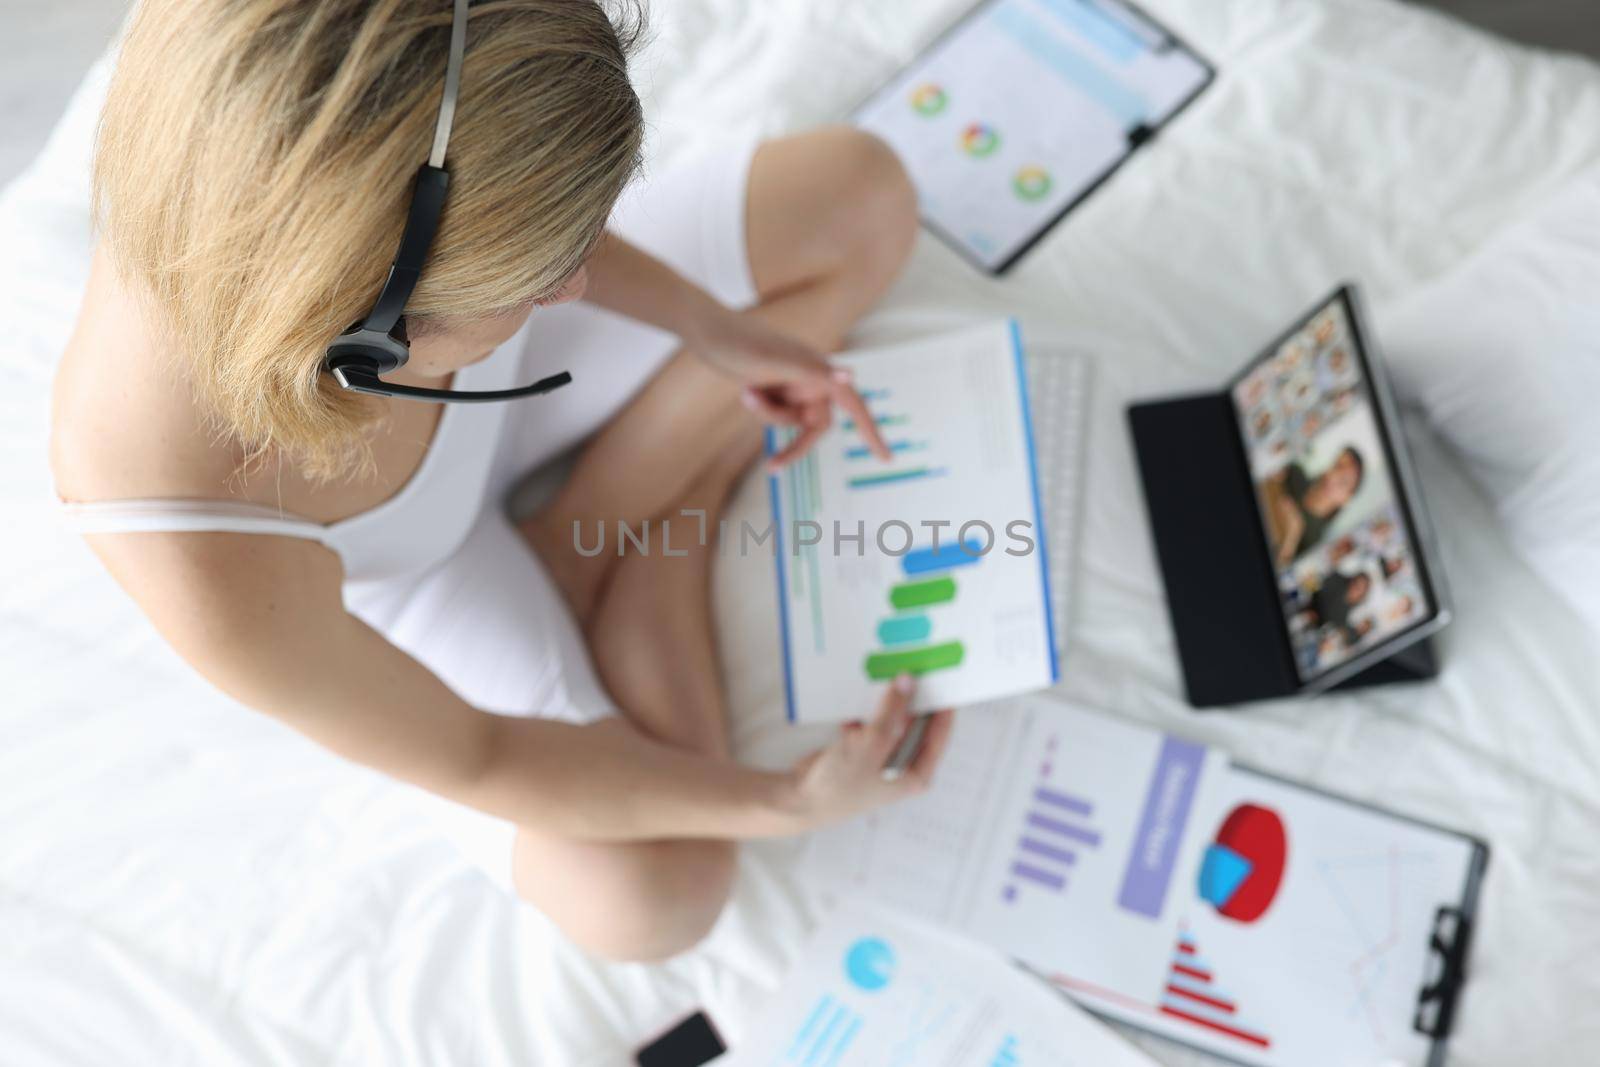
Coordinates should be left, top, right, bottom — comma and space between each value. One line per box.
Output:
49, 0, 952, 962
1262, 446, 1366, 567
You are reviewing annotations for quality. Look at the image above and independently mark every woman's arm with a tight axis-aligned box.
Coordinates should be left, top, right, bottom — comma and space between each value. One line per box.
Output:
580, 230, 722, 343
1271, 494, 1305, 566
580, 232, 890, 465
1259, 472, 1298, 565
84, 530, 945, 842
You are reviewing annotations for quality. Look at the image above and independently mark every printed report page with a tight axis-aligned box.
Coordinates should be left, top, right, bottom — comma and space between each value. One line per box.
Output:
768, 321, 1056, 723
807, 700, 1231, 1005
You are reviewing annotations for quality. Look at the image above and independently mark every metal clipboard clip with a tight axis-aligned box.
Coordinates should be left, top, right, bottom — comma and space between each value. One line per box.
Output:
1413, 905, 1473, 1039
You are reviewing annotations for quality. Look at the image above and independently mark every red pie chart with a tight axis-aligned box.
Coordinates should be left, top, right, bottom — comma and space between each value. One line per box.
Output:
1198, 803, 1288, 923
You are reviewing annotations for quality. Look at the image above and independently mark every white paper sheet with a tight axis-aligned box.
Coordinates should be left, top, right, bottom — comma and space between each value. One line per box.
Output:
806, 700, 1482, 1067
717, 904, 1157, 1067
767, 322, 1057, 722
808, 701, 1229, 1004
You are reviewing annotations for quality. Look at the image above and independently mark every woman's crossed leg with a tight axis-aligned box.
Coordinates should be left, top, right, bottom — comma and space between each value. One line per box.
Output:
512, 127, 917, 961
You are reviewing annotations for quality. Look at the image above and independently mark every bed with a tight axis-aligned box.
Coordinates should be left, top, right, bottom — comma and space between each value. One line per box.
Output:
3, 0, 1598, 1063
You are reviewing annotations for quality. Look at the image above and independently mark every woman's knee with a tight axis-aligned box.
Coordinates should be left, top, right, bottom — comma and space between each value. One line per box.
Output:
753, 126, 919, 289
812, 127, 919, 277
583, 839, 735, 962
518, 837, 737, 963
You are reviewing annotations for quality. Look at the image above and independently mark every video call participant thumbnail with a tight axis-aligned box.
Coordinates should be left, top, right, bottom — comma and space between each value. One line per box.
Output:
1259, 446, 1366, 566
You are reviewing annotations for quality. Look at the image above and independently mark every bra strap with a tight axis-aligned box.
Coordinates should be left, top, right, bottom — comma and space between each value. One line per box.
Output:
58, 499, 338, 548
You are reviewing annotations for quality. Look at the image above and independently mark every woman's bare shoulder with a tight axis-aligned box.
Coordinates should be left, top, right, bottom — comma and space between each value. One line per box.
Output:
49, 248, 351, 648
51, 246, 242, 505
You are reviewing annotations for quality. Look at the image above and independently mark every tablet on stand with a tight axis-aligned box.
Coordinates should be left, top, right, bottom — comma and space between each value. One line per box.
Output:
1129, 284, 1452, 707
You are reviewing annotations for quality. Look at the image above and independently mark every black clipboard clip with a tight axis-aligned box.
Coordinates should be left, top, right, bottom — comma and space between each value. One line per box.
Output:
1413, 905, 1473, 1040
1126, 123, 1157, 149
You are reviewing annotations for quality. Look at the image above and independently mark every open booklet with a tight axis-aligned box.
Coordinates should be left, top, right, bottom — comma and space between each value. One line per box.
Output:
805, 699, 1487, 1067
716, 903, 1157, 1067
766, 322, 1058, 723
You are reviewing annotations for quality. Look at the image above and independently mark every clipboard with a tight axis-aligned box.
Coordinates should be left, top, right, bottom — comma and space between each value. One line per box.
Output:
1138, 763, 1489, 1067
803, 699, 1489, 1067
852, 0, 1215, 273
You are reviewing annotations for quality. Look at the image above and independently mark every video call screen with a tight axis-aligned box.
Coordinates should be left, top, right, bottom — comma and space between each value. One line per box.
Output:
1231, 293, 1434, 682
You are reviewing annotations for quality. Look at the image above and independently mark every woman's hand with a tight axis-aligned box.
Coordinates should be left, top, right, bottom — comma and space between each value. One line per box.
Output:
576, 232, 888, 469
685, 303, 892, 470
783, 675, 954, 833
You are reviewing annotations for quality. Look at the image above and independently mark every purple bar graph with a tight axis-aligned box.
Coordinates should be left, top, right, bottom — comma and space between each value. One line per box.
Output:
1026, 811, 1103, 847
1034, 787, 1093, 817
1002, 737, 1104, 904
1011, 862, 1066, 890
1019, 836, 1078, 866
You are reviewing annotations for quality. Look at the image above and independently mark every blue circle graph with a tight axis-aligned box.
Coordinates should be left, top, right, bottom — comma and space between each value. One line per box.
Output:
843, 936, 896, 992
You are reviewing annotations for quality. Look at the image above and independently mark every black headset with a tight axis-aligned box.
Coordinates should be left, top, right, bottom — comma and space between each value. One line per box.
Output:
323, 0, 573, 404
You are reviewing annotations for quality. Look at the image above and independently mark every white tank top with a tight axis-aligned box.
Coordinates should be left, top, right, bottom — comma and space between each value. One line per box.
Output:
58, 321, 531, 585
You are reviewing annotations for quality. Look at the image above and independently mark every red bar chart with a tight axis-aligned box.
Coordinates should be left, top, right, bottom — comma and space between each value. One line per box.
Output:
1157, 930, 1272, 1050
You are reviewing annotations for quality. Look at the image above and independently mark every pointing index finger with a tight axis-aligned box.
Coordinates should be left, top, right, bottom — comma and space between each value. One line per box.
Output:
831, 368, 893, 462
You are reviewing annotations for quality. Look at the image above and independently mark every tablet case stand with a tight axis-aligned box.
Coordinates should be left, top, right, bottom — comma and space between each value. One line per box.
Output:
1129, 392, 1438, 708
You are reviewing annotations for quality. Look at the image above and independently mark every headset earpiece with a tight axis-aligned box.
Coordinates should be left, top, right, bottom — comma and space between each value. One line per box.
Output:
325, 319, 412, 379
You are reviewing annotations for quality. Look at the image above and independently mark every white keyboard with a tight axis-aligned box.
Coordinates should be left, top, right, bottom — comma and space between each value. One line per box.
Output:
1024, 346, 1092, 662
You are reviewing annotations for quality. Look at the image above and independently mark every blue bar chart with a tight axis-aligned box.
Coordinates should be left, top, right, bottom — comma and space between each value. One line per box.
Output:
785, 994, 863, 1067
989, 2, 1149, 126
848, 467, 948, 490
901, 540, 986, 575
844, 440, 927, 460
839, 389, 946, 490
1036, 0, 1153, 64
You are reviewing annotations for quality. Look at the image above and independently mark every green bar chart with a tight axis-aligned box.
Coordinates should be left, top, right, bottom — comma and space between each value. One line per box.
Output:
864, 543, 986, 681
889, 575, 958, 610
865, 641, 966, 680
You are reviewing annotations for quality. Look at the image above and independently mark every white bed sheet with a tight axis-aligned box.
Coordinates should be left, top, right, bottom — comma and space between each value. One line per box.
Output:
3, 1, 1599, 1064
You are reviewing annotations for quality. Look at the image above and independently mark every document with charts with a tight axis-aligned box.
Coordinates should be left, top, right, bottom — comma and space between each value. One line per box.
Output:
805, 698, 1488, 1067
717, 904, 1157, 1067
766, 321, 1057, 724
855, 0, 1213, 272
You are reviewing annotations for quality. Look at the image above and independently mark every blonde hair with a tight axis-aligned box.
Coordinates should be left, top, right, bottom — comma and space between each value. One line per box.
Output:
95, 0, 644, 480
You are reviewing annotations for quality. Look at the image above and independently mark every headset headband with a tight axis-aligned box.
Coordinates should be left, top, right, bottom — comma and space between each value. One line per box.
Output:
324, 0, 573, 405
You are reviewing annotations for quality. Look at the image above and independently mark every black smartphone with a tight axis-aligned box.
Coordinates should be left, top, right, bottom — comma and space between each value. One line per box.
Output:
635, 1010, 726, 1067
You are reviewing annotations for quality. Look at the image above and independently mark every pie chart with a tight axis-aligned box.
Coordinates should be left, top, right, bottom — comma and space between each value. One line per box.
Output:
1013, 165, 1052, 201
1198, 803, 1287, 923
959, 123, 1001, 158
910, 83, 948, 116
843, 936, 896, 992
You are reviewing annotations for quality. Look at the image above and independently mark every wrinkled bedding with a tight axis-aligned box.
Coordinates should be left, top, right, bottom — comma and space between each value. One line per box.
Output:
3, 1, 1599, 1063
